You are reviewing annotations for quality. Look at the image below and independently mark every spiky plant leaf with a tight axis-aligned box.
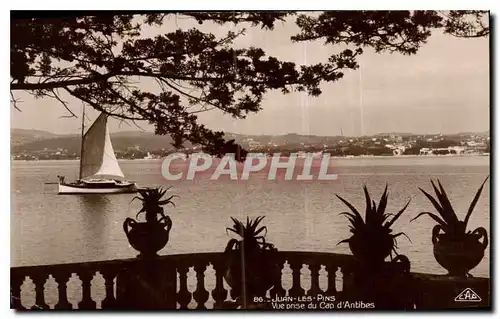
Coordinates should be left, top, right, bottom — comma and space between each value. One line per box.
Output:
463, 176, 489, 228
433, 180, 459, 224
363, 185, 372, 222
340, 212, 363, 225
336, 194, 363, 223
135, 207, 146, 219
339, 212, 357, 226
132, 186, 176, 222
376, 184, 389, 218
385, 199, 411, 229
337, 238, 350, 246
255, 226, 267, 237
393, 232, 411, 243
336, 185, 411, 261
416, 178, 488, 237
382, 213, 393, 225
225, 216, 274, 252
158, 195, 178, 206
411, 212, 448, 228
418, 187, 449, 222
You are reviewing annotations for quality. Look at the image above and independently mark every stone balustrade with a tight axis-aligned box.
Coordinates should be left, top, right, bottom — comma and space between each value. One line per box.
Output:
10, 251, 490, 310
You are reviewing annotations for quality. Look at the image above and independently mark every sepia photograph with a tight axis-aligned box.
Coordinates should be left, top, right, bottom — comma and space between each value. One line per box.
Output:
9, 9, 491, 311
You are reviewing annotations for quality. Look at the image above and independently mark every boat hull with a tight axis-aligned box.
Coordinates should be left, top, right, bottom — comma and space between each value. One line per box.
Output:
58, 182, 138, 194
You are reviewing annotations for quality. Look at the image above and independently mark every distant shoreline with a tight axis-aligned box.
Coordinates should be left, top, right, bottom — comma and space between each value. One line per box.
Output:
11, 153, 490, 162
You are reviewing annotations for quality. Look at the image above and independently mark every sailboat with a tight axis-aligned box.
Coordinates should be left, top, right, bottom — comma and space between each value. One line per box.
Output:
58, 110, 138, 194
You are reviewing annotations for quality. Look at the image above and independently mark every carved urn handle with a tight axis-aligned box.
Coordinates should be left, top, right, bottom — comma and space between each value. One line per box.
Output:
123, 217, 137, 239
431, 224, 443, 245
159, 215, 172, 233
472, 227, 489, 250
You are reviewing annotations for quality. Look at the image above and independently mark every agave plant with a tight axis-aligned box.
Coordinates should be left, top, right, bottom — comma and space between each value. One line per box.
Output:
225, 216, 276, 253
337, 185, 411, 264
224, 216, 278, 307
124, 187, 177, 258
411, 177, 489, 276
411, 177, 489, 240
131, 187, 177, 224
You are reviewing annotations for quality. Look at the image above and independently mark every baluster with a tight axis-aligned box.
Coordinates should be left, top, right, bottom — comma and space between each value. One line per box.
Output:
288, 261, 303, 297
10, 273, 25, 310
211, 261, 227, 309
77, 271, 96, 309
270, 259, 286, 298
177, 265, 191, 309
309, 263, 321, 296
52, 272, 72, 309
31, 274, 49, 309
193, 262, 209, 309
325, 264, 337, 295
335, 268, 344, 293
100, 270, 117, 309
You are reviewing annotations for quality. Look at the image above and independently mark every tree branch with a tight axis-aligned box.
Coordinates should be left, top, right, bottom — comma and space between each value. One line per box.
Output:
11, 73, 113, 90
64, 87, 142, 121
10, 91, 22, 112
51, 89, 78, 118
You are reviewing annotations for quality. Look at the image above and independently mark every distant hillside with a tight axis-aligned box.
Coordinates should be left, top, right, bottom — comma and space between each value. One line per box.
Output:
11, 129, 59, 146
11, 128, 489, 153
11, 132, 179, 154
225, 133, 345, 145
12, 129, 347, 153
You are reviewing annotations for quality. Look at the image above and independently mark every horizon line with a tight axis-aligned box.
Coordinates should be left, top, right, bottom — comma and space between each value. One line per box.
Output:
11, 127, 490, 138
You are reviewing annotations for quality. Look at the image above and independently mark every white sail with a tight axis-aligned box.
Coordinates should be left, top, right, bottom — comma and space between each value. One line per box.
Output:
80, 113, 125, 180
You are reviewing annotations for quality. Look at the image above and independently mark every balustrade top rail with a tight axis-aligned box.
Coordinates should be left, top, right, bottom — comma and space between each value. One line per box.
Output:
11, 251, 356, 276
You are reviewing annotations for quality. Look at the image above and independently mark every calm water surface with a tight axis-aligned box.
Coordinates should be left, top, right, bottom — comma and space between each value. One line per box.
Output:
11, 156, 490, 277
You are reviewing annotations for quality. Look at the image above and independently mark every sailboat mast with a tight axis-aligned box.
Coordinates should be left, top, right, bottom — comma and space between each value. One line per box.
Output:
78, 104, 86, 180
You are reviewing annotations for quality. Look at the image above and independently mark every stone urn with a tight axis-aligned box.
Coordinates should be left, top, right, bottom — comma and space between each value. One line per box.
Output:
348, 231, 394, 265
123, 187, 176, 258
124, 218, 172, 258
432, 231, 488, 277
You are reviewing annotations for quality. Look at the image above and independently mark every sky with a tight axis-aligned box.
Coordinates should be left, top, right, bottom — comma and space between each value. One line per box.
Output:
10, 13, 490, 137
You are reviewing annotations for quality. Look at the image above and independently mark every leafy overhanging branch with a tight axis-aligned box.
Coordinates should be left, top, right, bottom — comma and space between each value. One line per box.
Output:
10, 11, 489, 152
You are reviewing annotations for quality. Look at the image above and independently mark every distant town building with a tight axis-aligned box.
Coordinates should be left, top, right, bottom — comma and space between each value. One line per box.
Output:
248, 140, 262, 150
420, 148, 432, 155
